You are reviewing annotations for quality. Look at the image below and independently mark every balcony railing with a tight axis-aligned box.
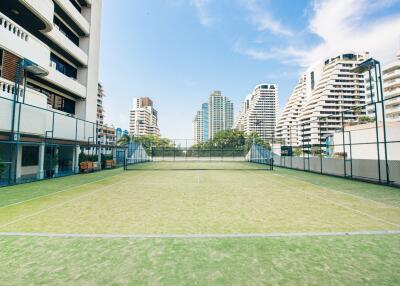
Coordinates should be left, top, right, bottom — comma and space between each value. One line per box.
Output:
0, 95, 97, 143
0, 12, 50, 69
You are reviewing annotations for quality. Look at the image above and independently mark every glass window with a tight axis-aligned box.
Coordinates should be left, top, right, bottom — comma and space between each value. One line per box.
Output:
50, 53, 78, 79
21, 146, 39, 166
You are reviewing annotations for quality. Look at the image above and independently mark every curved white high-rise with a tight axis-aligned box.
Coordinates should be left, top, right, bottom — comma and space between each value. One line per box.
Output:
383, 50, 400, 122
235, 84, 278, 141
277, 52, 368, 146
275, 75, 306, 146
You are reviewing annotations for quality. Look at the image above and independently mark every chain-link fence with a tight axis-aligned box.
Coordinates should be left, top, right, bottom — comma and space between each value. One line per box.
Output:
0, 96, 127, 187
272, 95, 400, 187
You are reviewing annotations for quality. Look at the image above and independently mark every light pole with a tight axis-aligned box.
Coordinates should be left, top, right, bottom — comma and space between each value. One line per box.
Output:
9, 59, 48, 184
351, 58, 389, 184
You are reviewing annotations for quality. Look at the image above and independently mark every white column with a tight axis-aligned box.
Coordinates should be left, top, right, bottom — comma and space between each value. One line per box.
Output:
73, 145, 80, 173
54, 147, 59, 176
37, 143, 45, 179
97, 146, 102, 170
16, 144, 22, 181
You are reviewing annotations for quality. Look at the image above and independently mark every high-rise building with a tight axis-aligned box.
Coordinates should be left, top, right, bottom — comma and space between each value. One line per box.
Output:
0, 1, 102, 181
96, 83, 115, 145
192, 103, 209, 144
235, 84, 278, 141
208, 91, 233, 139
275, 76, 306, 146
277, 52, 368, 146
97, 83, 105, 126
0, 0, 102, 123
192, 91, 233, 143
382, 50, 400, 122
129, 97, 160, 136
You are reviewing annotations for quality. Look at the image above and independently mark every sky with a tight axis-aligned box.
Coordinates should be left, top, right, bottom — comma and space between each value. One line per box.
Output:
99, 0, 400, 139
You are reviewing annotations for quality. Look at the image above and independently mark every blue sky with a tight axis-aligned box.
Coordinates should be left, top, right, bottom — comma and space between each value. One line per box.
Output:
99, 0, 400, 139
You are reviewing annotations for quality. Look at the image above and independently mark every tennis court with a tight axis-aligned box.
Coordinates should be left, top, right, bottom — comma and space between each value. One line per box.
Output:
0, 162, 400, 284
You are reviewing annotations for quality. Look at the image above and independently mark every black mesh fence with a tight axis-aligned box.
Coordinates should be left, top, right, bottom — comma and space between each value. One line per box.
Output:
273, 95, 400, 187
0, 96, 127, 187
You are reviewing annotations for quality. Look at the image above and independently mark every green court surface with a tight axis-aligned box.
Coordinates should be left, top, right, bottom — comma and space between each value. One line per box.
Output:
0, 162, 399, 284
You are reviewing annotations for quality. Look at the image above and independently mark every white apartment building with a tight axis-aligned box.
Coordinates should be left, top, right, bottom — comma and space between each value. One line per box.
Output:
277, 52, 368, 146
235, 84, 278, 141
0, 0, 102, 183
192, 102, 209, 144
275, 76, 306, 146
383, 50, 400, 122
192, 110, 204, 144
97, 83, 105, 125
208, 91, 234, 139
129, 97, 160, 136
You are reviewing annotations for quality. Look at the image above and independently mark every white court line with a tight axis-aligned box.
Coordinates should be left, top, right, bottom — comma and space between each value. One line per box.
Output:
0, 172, 148, 230
0, 171, 125, 210
0, 230, 399, 239
273, 171, 400, 209
250, 171, 400, 228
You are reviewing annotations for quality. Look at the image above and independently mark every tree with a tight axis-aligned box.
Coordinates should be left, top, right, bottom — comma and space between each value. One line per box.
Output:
359, 115, 374, 123
191, 130, 270, 153
116, 134, 130, 146
131, 135, 172, 154
293, 147, 303, 157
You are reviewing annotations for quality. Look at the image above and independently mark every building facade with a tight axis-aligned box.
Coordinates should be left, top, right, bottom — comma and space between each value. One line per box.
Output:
0, 0, 102, 183
277, 52, 368, 146
97, 83, 105, 126
208, 91, 234, 139
382, 50, 400, 122
275, 75, 306, 146
192, 103, 209, 144
96, 82, 115, 146
129, 97, 160, 136
235, 84, 278, 141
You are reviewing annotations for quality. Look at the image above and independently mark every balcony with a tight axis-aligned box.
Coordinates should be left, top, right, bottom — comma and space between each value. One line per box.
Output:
383, 69, 400, 81
53, 0, 90, 35
384, 78, 400, 90
0, 77, 47, 108
46, 27, 88, 66
45, 63, 86, 99
1, 0, 54, 32
0, 12, 50, 70
0, 94, 95, 142
384, 88, 400, 99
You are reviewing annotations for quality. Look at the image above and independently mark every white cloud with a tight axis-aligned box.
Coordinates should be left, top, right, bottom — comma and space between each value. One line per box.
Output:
191, 0, 217, 27
238, 0, 293, 36
299, 0, 400, 66
237, 0, 400, 66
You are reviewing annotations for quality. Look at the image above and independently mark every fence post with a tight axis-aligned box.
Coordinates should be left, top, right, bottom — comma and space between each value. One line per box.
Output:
341, 112, 347, 177
377, 63, 390, 184
319, 118, 323, 174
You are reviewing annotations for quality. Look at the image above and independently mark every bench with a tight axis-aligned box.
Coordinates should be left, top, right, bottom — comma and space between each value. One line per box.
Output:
105, 160, 115, 169
80, 161, 94, 173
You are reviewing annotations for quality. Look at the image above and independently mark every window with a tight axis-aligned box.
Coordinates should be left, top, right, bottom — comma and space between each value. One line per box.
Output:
311, 71, 315, 90
0, 48, 3, 77
27, 82, 76, 115
50, 53, 78, 79
53, 16, 79, 46
21, 146, 39, 166
69, 0, 82, 13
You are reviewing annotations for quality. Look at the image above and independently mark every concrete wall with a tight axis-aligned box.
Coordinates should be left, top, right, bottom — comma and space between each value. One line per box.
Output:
274, 155, 400, 185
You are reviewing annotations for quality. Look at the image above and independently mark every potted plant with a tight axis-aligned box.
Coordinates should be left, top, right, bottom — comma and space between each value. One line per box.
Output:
44, 152, 58, 178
